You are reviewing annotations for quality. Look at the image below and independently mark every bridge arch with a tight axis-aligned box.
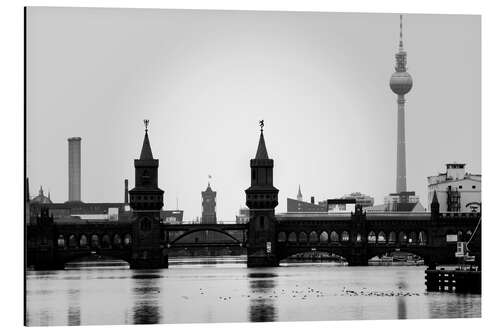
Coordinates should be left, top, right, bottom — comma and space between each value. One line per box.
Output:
309, 231, 318, 243
113, 234, 122, 247
330, 231, 339, 242
377, 231, 386, 243
278, 231, 287, 243
408, 231, 417, 245
57, 234, 65, 248
169, 228, 241, 245
398, 231, 407, 245
101, 234, 111, 249
79, 234, 88, 248
319, 231, 329, 243
298, 232, 308, 243
368, 231, 376, 243
90, 234, 100, 249
288, 232, 297, 243
388, 231, 396, 244
68, 234, 78, 248
418, 231, 427, 245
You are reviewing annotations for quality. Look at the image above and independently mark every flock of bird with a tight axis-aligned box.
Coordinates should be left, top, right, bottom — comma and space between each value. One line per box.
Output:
181, 285, 422, 301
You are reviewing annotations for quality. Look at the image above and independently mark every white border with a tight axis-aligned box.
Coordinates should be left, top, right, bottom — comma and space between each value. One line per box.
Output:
1, 0, 498, 332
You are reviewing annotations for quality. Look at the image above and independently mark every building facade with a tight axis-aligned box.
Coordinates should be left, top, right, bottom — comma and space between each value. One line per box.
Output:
341, 192, 374, 207
427, 163, 481, 212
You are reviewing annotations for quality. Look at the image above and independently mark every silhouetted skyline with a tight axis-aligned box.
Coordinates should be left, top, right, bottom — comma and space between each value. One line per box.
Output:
27, 8, 480, 221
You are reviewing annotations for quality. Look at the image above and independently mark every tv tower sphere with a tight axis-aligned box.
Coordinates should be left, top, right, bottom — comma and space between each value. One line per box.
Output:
390, 71, 413, 95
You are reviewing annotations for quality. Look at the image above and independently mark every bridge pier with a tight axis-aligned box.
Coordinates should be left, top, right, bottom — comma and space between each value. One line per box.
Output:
247, 252, 278, 267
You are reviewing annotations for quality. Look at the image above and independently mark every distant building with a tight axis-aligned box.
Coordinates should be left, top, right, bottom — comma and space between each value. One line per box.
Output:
287, 197, 327, 213
201, 183, 217, 223
235, 207, 250, 224
30, 186, 53, 204
427, 163, 481, 212
160, 210, 184, 224
384, 192, 424, 212
341, 192, 374, 207
326, 199, 356, 213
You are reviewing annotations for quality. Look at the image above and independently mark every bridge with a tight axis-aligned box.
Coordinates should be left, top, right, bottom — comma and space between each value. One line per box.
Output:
26, 125, 481, 269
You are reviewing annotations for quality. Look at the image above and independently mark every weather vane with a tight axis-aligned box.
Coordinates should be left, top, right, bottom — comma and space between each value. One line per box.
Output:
144, 119, 149, 132
259, 119, 264, 132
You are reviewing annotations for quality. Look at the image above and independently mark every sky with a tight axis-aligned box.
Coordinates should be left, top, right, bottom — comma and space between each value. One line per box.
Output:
26, 8, 481, 221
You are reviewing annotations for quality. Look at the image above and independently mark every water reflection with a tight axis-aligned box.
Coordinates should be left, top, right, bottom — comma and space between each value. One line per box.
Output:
131, 271, 161, 324
248, 271, 277, 322
26, 264, 481, 326
67, 288, 81, 325
396, 279, 408, 319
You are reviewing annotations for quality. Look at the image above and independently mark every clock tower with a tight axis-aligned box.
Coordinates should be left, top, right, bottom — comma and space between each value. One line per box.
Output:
201, 183, 217, 224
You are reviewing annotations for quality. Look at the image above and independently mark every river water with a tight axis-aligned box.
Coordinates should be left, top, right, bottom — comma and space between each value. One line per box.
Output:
25, 257, 481, 326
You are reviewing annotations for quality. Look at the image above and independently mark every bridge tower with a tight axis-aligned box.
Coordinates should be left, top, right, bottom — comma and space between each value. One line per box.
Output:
129, 120, 166, 269
245, 121, 279, 267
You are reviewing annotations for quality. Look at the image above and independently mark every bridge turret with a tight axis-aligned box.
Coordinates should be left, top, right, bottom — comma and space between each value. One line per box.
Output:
245, 121, 279, 267
129, 120, 167, 269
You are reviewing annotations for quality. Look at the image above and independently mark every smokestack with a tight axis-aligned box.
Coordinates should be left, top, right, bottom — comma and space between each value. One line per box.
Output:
311, 196, 315, 204
124, 179, 129, 204
68, 137, 81, 202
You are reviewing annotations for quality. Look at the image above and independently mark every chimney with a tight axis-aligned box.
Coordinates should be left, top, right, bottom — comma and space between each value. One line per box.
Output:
124, 179, 129, 204
311, 196, 315, 204
68, 137, 82, 202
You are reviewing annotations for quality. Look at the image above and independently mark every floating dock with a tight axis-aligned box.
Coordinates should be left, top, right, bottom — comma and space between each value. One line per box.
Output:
425, 268, 481, 294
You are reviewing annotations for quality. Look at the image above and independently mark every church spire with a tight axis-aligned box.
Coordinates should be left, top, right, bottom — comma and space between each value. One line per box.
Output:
140, 119, 154, 160
297, 185, 303, 201
255, 120, 269, 159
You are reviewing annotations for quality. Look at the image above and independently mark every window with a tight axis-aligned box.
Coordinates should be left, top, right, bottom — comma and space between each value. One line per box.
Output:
368, 231, 376, 243
472, 185, 476, 189
141, 219, 152, 231
341, 231, 349, 242
459, 185, 462, 189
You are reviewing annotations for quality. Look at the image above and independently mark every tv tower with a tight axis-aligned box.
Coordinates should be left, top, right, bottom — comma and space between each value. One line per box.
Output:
389, 14, 413, 194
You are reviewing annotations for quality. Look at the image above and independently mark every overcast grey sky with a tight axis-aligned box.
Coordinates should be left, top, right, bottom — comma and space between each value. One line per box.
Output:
26, 7, 480, 221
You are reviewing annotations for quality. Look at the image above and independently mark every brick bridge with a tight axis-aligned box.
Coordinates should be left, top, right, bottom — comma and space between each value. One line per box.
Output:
26, 125, 481, 269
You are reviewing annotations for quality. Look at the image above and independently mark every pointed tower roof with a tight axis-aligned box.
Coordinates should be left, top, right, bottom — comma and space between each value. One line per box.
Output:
140, 130, 154, 160
255, 129, 269, 159
297, 185, 303, 199
432, 190, 439, 204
